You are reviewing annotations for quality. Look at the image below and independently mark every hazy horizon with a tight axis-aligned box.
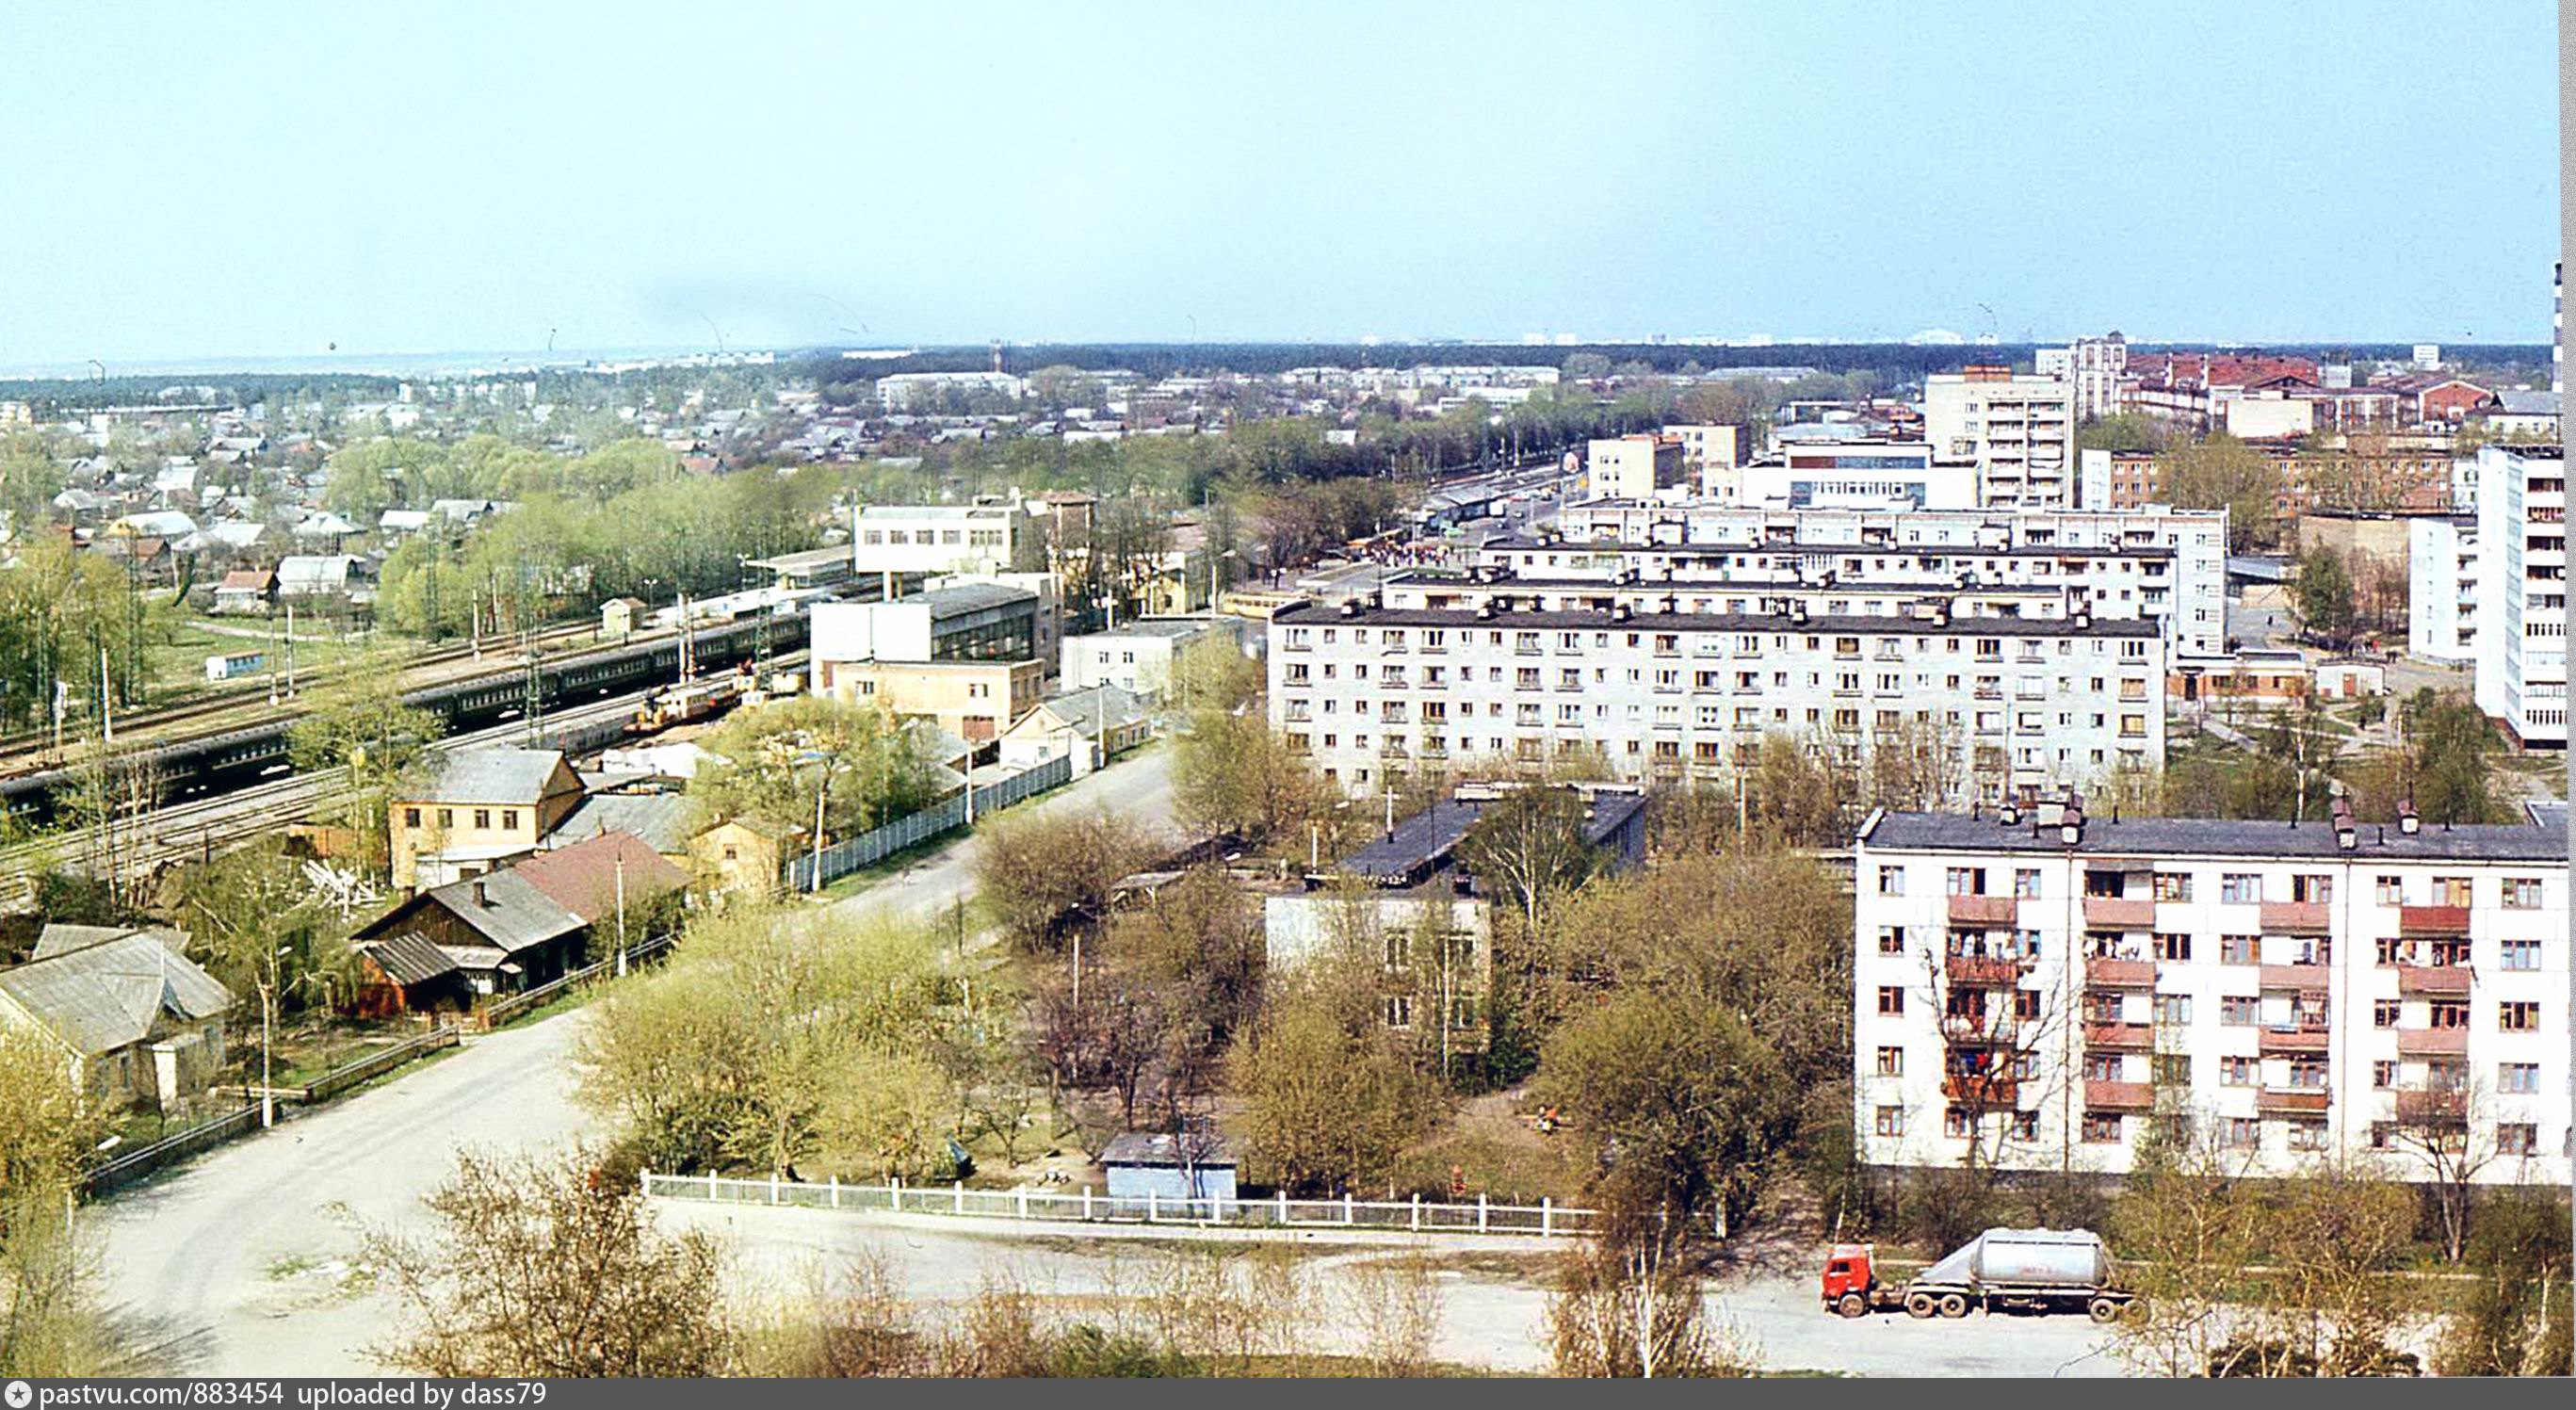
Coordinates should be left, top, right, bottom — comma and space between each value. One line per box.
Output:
1, 1, 2555, 367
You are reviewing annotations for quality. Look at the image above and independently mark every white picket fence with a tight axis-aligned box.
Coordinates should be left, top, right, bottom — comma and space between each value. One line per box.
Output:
642, 1170, 1598, 1239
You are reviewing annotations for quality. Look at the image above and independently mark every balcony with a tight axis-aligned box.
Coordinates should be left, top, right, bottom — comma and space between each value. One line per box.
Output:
2393, 1088, 2469, 1126
2396, 964, 2473, 997
2395, 1027, 2470, 1057
2399, 905, 2471, 937
2260, 901, 2332, 934
2083, 1021, 2154, 1050
1941, 1074, 2021, 1105
2083, 896, 2155, 928
2256, 1087, 2332, 1114
2083, 957, 2158, 988
2083, 1079, 2155, 1110
1947, 894, 2020, 926
2258, 1025, 2331, 1055
1941, 1013, 2023, 1046
2259, 964, 2331, 993
1946, 954, 2025, 986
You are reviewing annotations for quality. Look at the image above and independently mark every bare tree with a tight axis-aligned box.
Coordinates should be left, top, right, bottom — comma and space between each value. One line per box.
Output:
1344, 1251, 1446, 1376
2380, 1078, 2500, 1263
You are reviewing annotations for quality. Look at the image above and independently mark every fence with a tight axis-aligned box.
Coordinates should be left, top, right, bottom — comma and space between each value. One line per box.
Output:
783, 754, 1074, 892
79, 932, 676, 1196
643, 1170, 1598, 1239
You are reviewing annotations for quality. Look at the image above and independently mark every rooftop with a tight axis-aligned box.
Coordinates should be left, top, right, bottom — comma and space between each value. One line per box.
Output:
1275, 600, 2161, 639
1858, 810, 2567, 863
1337, 786, 1648, 885
1099, 1131, 1234, 1168
0, 932, 235, 1057
411, 748, 573, 805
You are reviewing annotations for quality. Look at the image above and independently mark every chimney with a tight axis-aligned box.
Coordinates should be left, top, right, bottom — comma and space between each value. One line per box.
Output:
472, 880, 491, 908
2398, 797, 2421, 835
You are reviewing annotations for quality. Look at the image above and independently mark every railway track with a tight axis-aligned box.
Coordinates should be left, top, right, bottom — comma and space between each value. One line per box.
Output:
0, 688, 662, 910
0, 619, 606, 775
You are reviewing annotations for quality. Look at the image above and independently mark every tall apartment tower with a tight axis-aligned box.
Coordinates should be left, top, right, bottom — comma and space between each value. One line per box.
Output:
1923, 366, 2078, 510
2041, 332, 2129, 423
2472, 445, 2569, 749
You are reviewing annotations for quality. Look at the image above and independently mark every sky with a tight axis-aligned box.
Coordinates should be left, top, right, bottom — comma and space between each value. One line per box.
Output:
0, 1, 2557, 367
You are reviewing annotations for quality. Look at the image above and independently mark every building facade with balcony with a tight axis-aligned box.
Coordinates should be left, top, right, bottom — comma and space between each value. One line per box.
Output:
1852, 808, 2569, 1185
1527, 503, 2228, 663
1269, 589, 2165, 802
2471, 444, 2568, 748
1923, 367, 2078, 510
2406, 514, 2480, 665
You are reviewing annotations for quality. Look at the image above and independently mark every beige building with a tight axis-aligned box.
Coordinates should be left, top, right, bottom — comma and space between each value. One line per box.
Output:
391, 748, 585, 891
820, 656, 1045, 743
1586, 434, 1687, 500
0, 929, 235, 1111
1924, 366, 2077, 509
690, 815, 810, 899
1662, 423, 1747, 498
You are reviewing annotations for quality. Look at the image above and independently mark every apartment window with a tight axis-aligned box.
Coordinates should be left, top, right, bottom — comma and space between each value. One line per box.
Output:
2013, 868, 2042, 899
2372, 1061, 2398, 1090
1946, 867, 1987, 897
1878, 867, 1905, 896
2499, 1062, 2539, 1094
2499, 1001, 2539, 1032
2287, 1121, 2328, 1152
2375, 875, 2405, 906
501, 809, 518, 831
2501, 939, 2540, 971
2503, 877, 2542, 909
2219, 934, 2258, 965
2220, 996, 2260, 1027
2014, 989, 2041, 1020
2373, 999, 2401, 1029
1384, 995, 1414, 1029
1944, 1108, 1973, 1140
2219, 873, 2260, 904
2430, 876, 2472, 907
436, 808, 453, 829
403, 807, 420, 828
2154, 933, 2192, 962
1877, 926, 1905, 956
2222, 1117, 2260, 1149
2497, 1124, 2538, 1157
2081, 1112, 2122, 1143
1874, 1107, 1906, 1138
473, 808, 491, 831
2152, 995, 2192, 1026
2431, 1000, 2470, 1029
2082, 1052, 2121, 1081
1877, 986, 1905, 1015
2220, 1055, 2256, 1086
1875, 1046, 1904, 1078
2007, 1111, 2039, 1143
2151, 872, 2193, 902
2292, 874, 2332, 904
2152, 1052, 2191, 1086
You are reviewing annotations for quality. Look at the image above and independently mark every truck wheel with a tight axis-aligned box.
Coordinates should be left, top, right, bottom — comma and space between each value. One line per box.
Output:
1904, 1290, 1937, 1320
2088, 1296, 2122, 1324
1936, 1292, 1969, 1320
1836, 1293, 1869, 1319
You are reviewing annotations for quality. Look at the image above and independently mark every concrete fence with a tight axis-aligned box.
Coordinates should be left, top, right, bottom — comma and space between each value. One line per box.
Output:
642, 1170, 1599, 1239
782, 754, 1073, 892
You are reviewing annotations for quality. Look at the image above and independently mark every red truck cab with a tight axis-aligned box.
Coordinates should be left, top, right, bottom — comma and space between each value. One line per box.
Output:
1822, 1242, 1879, 1316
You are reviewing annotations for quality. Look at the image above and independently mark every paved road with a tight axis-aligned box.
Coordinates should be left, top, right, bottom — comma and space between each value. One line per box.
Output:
89, 747, 1182, 1376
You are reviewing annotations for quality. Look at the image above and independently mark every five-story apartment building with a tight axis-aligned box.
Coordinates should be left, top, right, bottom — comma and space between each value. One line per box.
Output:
1853, 807, 2569, 1186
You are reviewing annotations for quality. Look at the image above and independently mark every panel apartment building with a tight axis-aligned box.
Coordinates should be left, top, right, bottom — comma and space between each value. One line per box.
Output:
1852, 808, 2569, 1185
1546, 503, 2229, 663
1269, 572, 2167, 801
1923, 366, 2078, 510
2470, 444, 2568, 748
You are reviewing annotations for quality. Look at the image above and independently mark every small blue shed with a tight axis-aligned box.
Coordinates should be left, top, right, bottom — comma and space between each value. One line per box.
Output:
1099, 1131, 1237, 1215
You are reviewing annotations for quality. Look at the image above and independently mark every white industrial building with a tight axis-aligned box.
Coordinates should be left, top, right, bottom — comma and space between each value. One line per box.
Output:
851, 504, 1031, 578
1852, 806, 2569, 1186
2471, 445, 2568, 748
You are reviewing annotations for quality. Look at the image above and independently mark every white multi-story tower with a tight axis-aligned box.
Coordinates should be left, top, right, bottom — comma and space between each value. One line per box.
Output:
2472, 445, 2568, 748
1853, 807, 2568, 1186
1924, 367, 2078, 510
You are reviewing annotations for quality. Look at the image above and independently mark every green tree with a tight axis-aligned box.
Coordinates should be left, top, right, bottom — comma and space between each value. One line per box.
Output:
284, 650, 446, 878
1454, 786, 1602, 958
1225, 970, 1436, 1195
2291, 547, 2357, 650
0, 1029, 119, 1376
688, 695, 941, 843
2159, 433, 2278, 550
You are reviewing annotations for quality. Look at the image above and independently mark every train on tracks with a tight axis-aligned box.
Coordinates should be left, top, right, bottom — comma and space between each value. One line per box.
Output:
0, 611, 811, 825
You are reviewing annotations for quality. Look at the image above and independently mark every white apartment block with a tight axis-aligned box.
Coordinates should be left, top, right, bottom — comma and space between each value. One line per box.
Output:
1746, 438, 1972, 511
1661, 423, 1747, 499
851, 504, 1029, 577
1586, 434, 1687, 500
1924, 368, 2079, 509
1853, 809, 2569, 1185
874, 371, 1029, 410
2405, 516, 2479, 664
2038, 333, 2130, 422
1546, 503, 2229, 662
1270, 588, 2166, 802
2471, 445, 2568, 747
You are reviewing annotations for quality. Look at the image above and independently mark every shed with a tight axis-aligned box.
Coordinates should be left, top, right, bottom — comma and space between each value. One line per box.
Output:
602, 596, 647, 640
1099, 1131, 1237, 1212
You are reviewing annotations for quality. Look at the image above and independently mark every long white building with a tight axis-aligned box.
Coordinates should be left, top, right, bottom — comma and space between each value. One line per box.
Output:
2471, 444, 2568, 747
1271, 581, 2166, 801
1544, 504, 2229, 662
1853, 807, 2568, 1185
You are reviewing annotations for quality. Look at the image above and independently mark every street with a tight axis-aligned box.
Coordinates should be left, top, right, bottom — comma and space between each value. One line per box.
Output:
88, 746, 1181, 1376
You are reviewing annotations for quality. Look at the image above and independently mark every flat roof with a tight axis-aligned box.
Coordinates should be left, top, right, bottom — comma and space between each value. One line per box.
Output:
1489, 535, 2176, 560
1276, 601, 2161, 639
1859, 811, 2565, 863
1338, 787, 1647, 883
